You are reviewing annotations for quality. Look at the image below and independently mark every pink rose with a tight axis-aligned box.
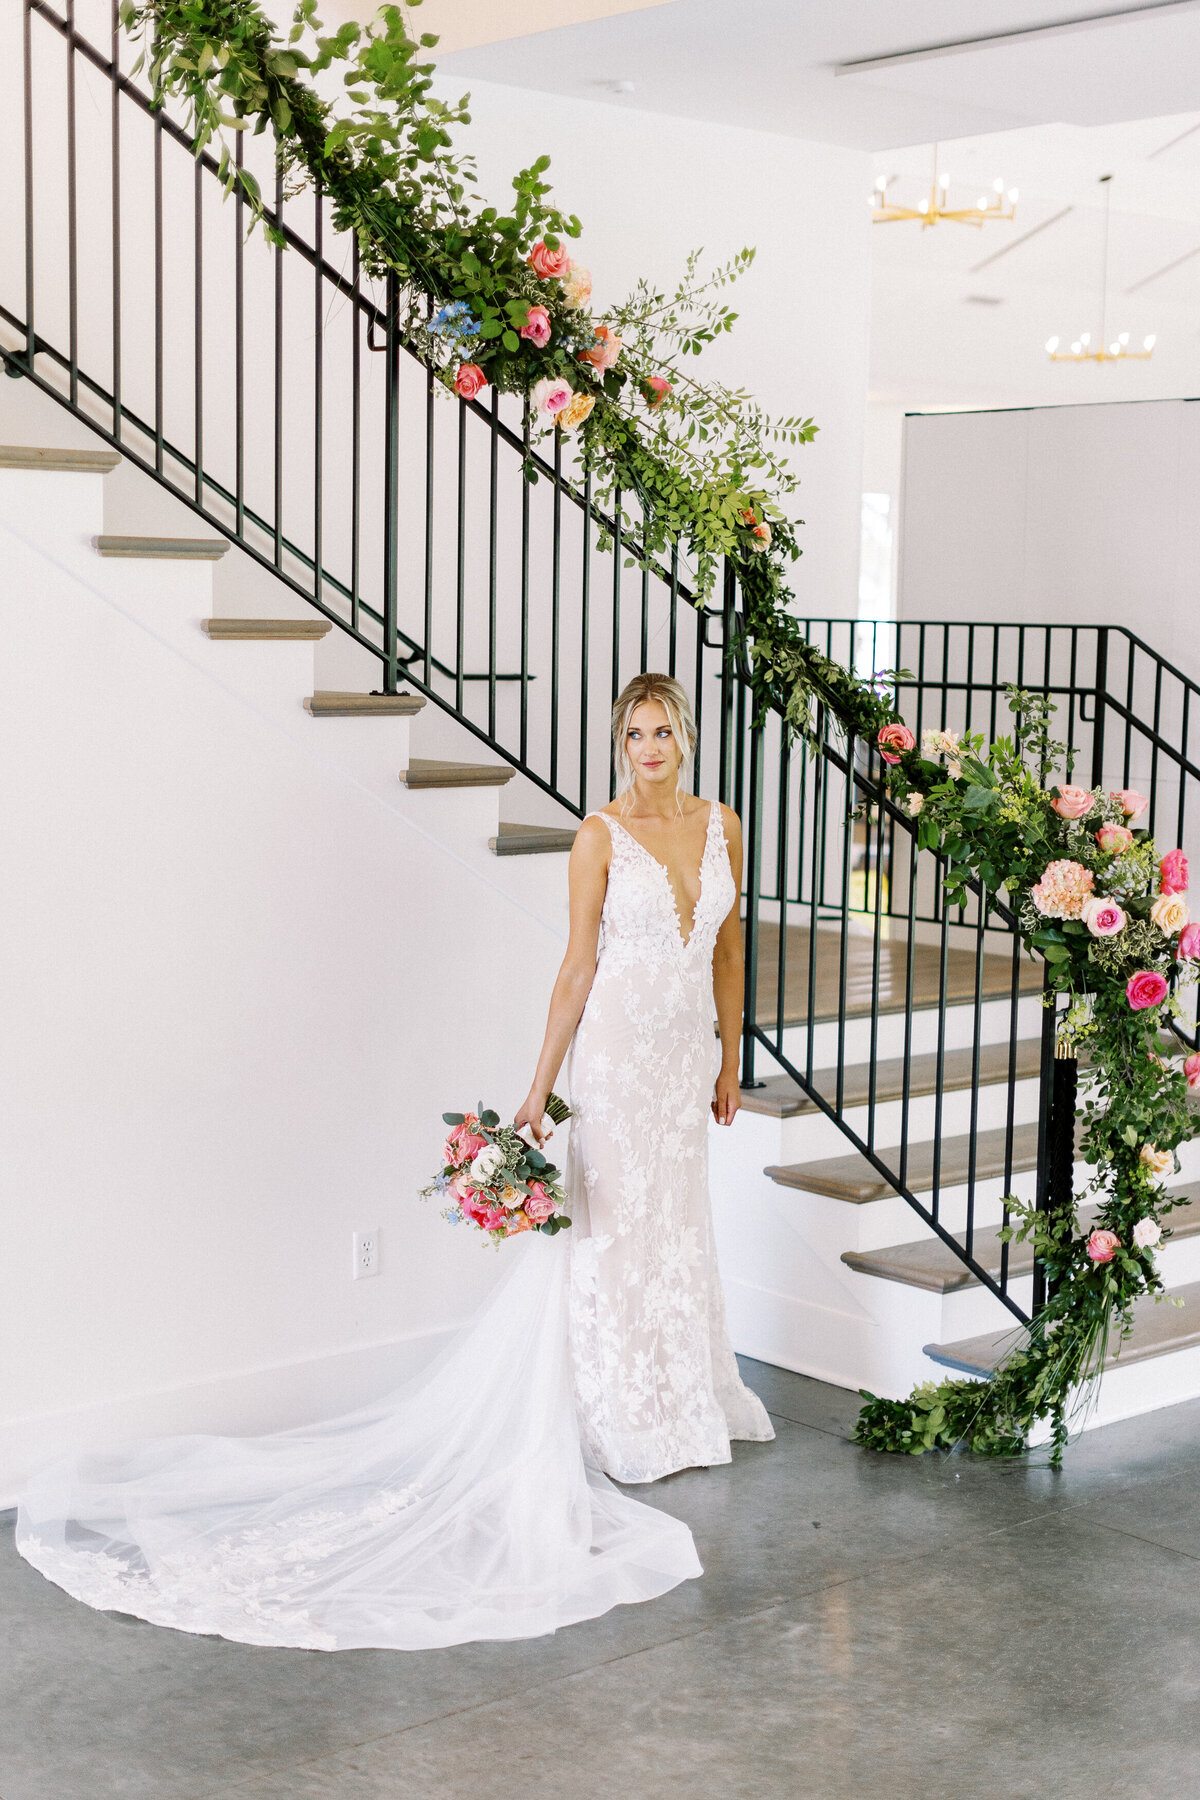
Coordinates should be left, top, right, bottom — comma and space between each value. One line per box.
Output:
1160, 849, 1189, 895
1086, 1228, 1120, 1264
1111, 789, 1148, 820
445, 1123, 487, 1165
1079, 895, 1126, 938
480, 1205, 508, 1233
1051, 784, 1094, 820
1185, 1052, 1200, 1090
643, 374, 672, 410
579, 324, 622, 371
1126, 970, 1169, 1010
1179, 923, 1200, 960
519, 305, 551, 348
877, 723, 916, 766
453, 362, 487, 400
532, 377, 573, 418
524, 1181, 556, 1225
527, 239, 571, 280
1095, 823, 1133, 854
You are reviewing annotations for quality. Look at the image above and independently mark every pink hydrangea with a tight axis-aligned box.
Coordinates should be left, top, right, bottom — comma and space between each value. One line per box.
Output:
1160, 849, 1189, 895
1111, 789, 1148, 820
1030, 859, 1095, 920
1126, 970, 1169, 1011
1086, 1228, 1120, 1264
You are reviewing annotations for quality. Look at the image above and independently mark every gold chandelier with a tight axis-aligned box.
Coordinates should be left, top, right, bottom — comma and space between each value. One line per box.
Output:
1046, 175, 1155, 364
870, 144, 1017, 229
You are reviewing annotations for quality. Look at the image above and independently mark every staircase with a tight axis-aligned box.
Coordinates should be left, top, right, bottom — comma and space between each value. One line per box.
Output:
7, 0, 1200, 1446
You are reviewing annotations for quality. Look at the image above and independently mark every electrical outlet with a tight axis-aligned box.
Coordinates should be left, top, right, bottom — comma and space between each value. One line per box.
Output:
353, 1230, 380, 1279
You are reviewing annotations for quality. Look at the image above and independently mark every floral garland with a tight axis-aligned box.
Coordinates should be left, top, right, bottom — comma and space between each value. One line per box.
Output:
117, 0, 1198, 1462
855, 693, 1199, 1464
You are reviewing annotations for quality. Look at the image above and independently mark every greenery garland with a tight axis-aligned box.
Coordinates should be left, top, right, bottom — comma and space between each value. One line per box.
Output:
120, 0, 1199, 1465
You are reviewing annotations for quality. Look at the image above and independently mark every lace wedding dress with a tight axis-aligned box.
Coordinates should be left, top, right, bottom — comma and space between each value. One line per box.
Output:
16, 799, 770, 1650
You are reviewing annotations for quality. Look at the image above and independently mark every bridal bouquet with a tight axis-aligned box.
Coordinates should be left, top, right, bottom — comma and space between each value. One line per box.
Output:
423, 1096, 573, 1242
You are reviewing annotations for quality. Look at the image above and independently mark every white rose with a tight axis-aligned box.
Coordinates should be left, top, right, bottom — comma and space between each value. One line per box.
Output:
469, 1144, 505, 1184
906, 793, 924, 817
1132, 1216, 1163, 1249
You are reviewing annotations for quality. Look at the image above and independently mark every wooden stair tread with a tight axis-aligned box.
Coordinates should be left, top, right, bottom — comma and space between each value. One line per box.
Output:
766, 1121, 1043, 1205
0, 444, 121, 472
844, 1182, 1200, 1294
304, 691, 425, 716
738, 1039, 1042, 1119
94, 534, 228, 560
752, 923, 1042, 1029
490, 821, 577, 855
204, 619, 332, 640
927, 1274, 1200, 1377
401, 758, 515, 788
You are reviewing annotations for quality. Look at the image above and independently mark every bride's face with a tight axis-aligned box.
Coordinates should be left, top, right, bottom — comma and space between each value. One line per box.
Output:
626, 700, 683, 790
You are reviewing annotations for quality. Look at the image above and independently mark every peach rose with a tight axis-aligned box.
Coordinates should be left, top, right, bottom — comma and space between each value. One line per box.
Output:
643, 374, 672, 409
453, 362, 487, 400
1086, 1228, 1120, 1263
906, 792, 924, 817
1139, 1145, 1174, 1177
1111, 789, 1148, 820
579, 324, 622, 371
519, 305, 552, 348
1095, 823, 1133, 854
1050, 784, 1094, 820
506, 1210, 534, 1235
527, 239, 571, 280
1151, 893, 1189, 935
557, 390, 596, 434
562, 263, 592, 309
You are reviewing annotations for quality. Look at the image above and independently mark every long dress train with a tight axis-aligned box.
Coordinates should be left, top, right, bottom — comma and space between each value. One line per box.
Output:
15, 799, 770, 1649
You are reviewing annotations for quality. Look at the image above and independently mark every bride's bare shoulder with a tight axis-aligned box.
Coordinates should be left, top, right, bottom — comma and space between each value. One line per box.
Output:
572, 814, 614, 859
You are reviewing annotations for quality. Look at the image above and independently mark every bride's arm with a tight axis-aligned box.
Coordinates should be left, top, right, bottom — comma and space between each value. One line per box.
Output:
514, 816, 610, 1146
712, 805, 745, 1127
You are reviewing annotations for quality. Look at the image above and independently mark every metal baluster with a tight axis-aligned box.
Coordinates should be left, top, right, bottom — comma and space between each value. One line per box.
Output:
381, 267, 400, 694
234, 132, 245, 538
312, 184, 323, 606
111, 0, 122, 439
488, 387, 499, 740
192, 157, 201, 500
66, 0, 78, 406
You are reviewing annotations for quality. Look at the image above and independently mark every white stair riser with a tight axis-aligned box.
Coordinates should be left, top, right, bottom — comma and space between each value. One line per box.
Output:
0, 465, 105, 546
768, 1074, 1042, 1165
770, 991, 1043, 1071
1028, 1342, 1200, 1442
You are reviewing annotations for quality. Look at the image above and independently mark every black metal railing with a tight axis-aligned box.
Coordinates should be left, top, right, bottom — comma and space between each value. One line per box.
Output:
8, 0, 1200, 1325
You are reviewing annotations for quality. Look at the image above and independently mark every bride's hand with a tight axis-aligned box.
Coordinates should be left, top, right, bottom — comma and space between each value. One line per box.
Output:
712, 1068, 741, 1127
514, 1091, 553, 1147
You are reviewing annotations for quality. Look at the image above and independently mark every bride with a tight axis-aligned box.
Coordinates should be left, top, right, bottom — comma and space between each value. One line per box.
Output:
16, 673, 773, 1651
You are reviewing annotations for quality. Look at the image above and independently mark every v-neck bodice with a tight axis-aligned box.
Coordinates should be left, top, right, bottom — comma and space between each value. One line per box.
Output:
590, 799, 734, 972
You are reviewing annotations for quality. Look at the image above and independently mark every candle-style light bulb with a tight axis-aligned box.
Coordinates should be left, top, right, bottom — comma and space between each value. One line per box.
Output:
1046, 336, 1060, 354
1144, 334, 1157, 350
993, 177, 1005, 193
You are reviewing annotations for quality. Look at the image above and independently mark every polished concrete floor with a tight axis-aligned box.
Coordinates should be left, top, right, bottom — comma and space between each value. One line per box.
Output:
5, 1359, 1200, 1800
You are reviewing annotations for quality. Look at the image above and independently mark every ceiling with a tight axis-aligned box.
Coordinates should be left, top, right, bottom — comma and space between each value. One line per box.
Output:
431, 1, 1200, 152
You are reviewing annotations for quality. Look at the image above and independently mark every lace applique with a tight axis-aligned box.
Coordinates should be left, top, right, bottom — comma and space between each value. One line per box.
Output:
19, 1488, 418, 1652
566, 801, 774, 1484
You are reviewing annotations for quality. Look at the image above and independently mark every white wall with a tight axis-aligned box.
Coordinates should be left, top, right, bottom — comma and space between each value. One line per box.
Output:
898, 397, 1200, 674
0, 463, 569, 1501
451, 77, 873, 622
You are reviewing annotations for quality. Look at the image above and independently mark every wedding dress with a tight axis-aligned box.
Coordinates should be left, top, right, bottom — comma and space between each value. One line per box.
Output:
16, 798, 771, 1650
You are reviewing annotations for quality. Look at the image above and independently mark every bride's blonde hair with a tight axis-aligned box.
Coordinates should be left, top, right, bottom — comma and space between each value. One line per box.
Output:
611, 674, 698, 811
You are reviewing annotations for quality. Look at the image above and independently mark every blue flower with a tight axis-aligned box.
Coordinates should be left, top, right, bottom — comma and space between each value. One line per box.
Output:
430, 301, 481, 341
